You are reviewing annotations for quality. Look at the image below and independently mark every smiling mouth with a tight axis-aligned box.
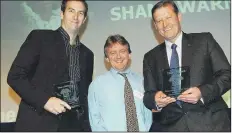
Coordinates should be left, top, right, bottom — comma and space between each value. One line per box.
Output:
116, 61, 123, 63
164, 27, 172, 31
72, 21, 79, 24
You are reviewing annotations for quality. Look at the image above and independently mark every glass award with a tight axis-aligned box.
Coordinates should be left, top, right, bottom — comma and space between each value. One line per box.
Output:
53, 81, 80, 109
162, 66, 190, 98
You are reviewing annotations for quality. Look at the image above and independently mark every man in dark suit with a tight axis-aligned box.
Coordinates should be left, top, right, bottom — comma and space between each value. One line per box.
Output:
7, 0, 93, 131
143, 0, 231, 131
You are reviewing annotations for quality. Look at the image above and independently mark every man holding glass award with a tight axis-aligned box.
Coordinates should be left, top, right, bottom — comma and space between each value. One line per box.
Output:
7, 0, 93, 131
143, 0, 230, 132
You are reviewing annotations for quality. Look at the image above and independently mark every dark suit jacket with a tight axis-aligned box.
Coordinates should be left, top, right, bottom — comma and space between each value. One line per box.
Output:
7, 29, 94, 131
143, 32, 231, 131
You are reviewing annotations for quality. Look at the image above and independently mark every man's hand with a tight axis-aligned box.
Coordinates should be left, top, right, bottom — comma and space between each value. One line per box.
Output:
44, 97, 71, 115
154, 91, 176, 108
177, 87, 202, 104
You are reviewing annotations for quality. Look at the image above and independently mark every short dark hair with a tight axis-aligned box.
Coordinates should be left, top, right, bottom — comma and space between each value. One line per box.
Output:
61, 0, 88, 17
104, 34, 132, 58
151, 0, 179, 21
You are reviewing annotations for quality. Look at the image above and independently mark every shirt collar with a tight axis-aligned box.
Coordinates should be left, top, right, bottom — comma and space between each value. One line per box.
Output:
110, 67, 131, 76
58, 26, 80, 46
165, 31, 183, 49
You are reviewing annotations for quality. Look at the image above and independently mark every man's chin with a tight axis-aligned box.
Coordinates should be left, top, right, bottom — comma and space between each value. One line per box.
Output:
68, 28, 79, 34
112, 65, 130, 72
112, 67, 126, 72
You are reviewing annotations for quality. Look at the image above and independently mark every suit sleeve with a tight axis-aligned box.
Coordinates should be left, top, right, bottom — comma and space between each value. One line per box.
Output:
7, 30, 50, 113
83, 51, 94, 131
143, 55, 159, 110
198, 33, 231, 105
88, 80, 107, 131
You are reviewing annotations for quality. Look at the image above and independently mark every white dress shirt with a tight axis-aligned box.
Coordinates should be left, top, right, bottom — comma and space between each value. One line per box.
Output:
165, 32, 183, 67
164, 32, 204, 103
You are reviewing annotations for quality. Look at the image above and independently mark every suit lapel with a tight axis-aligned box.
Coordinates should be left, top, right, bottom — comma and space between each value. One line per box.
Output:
182, 33, 194, 67
54, 30, 67, 61
53, 30, 69, 80
53, 30, 87, 83
158, 44, 169, 92
79, 44, 86, 81
160, 43, 170, 70
160, 33, 194, 69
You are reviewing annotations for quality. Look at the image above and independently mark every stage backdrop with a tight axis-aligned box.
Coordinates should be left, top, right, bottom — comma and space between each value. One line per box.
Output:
1, 1, 230, 122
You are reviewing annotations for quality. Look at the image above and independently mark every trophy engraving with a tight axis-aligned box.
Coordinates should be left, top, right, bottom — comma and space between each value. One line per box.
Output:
54, 81, 80, 108
162, 66, 190, 98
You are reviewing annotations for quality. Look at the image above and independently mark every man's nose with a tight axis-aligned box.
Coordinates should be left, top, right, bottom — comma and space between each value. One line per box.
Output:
116, 53, 121, 59
73, 13, 79, 19
163, 20, 168, 27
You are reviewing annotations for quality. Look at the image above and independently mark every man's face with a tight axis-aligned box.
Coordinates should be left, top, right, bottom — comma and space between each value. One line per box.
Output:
106, 43, 131, 72
61, 1, 86, 33
153, 5, 182, 42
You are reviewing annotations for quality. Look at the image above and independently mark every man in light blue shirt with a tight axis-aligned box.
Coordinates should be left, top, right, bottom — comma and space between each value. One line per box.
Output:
88, 34, 152, 131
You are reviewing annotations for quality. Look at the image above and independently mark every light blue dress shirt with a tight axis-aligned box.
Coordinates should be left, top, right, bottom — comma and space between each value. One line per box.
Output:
88, 68, 152, 131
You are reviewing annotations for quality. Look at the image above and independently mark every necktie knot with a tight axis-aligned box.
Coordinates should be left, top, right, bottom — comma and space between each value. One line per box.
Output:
118, 73, 127, 79
171, 44, 177, 49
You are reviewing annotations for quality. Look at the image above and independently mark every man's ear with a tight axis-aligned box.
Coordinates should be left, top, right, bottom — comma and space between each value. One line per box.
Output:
83, 16, 87, 24
60, 11, 64, 19
178, 12, 182, 22
153, 21, 158, 30
105, 57, 109, 62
